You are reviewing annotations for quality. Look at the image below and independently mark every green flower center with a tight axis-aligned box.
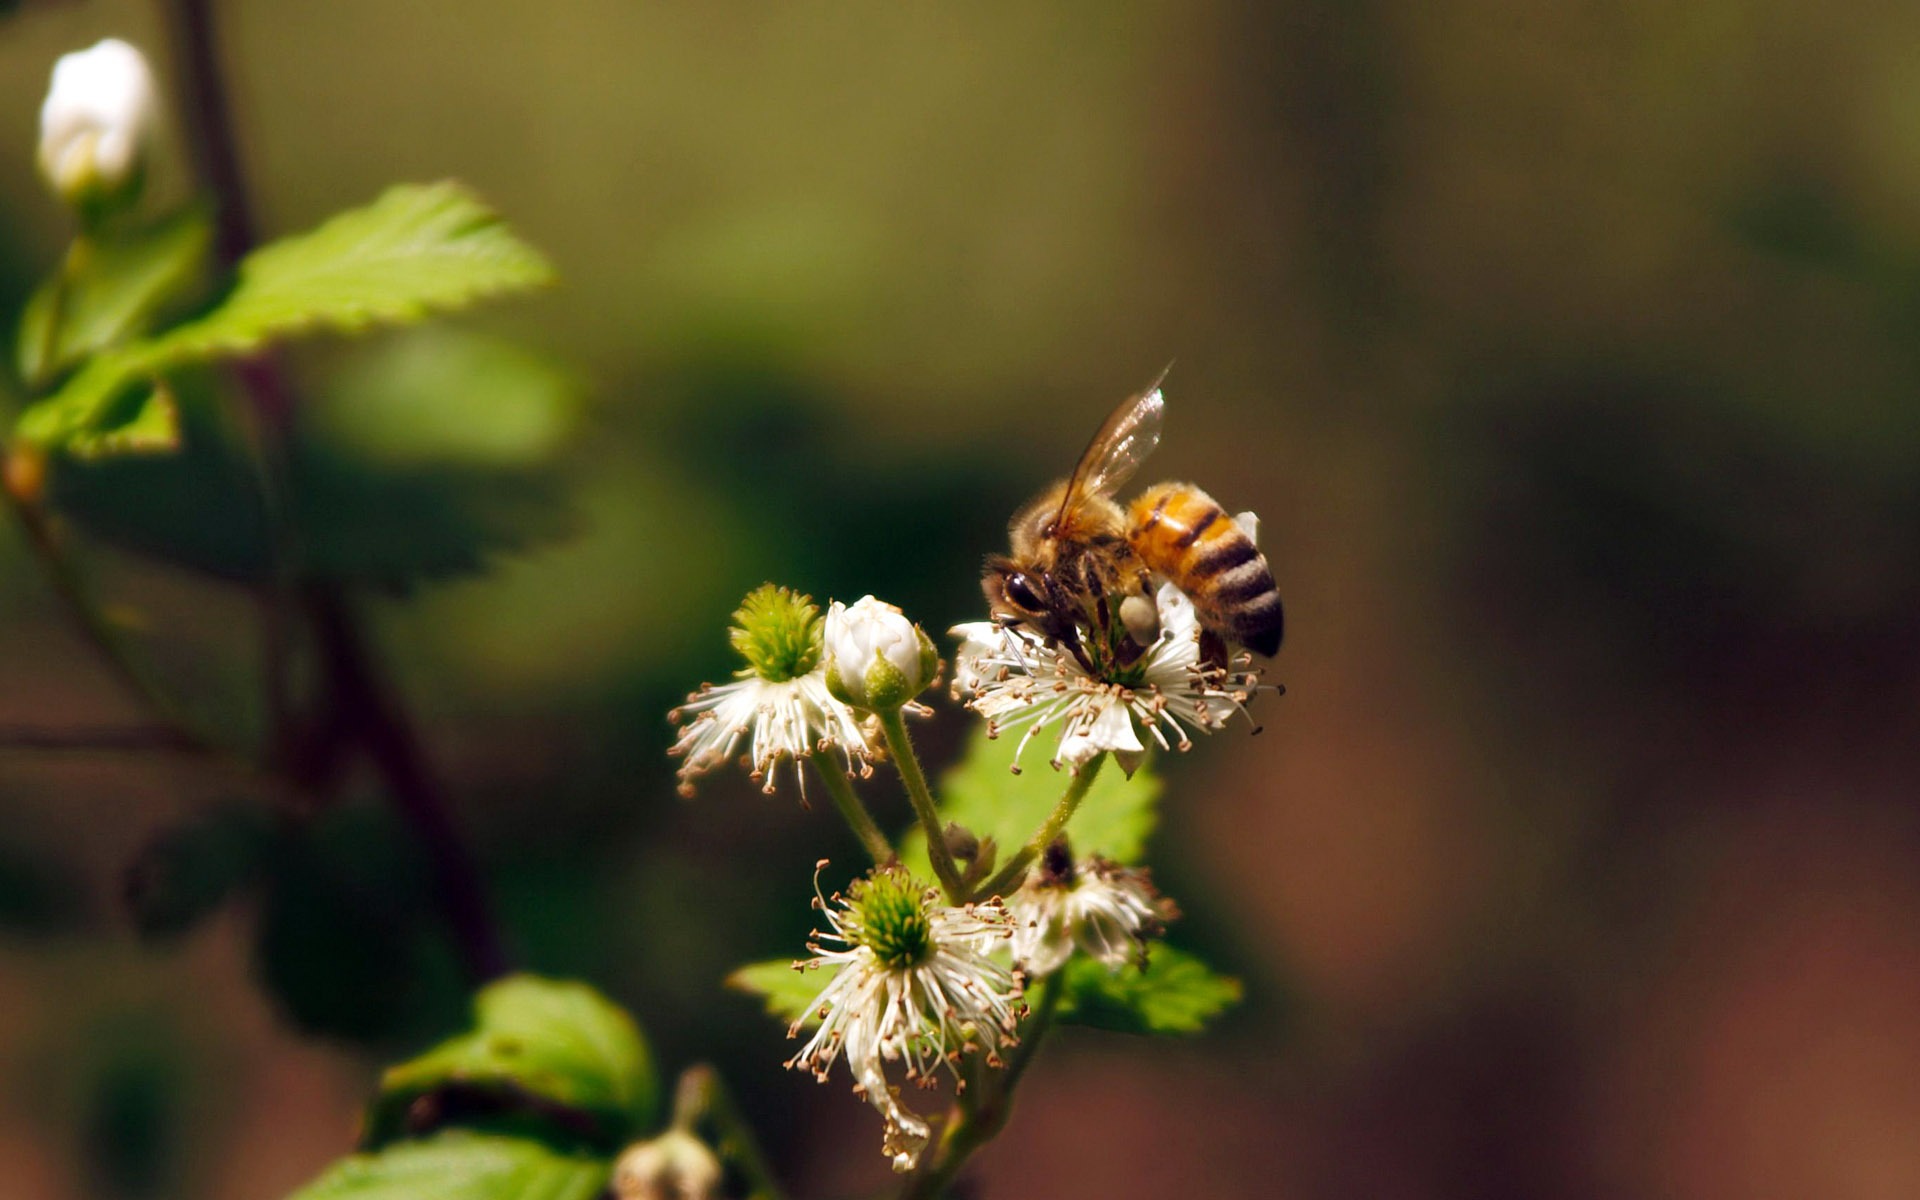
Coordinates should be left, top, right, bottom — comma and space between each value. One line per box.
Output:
729, 584, 822, 682
848, 869, 933, 970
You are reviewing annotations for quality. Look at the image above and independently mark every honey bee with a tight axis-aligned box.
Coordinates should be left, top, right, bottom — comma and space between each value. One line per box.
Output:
983, 377, 1284, 675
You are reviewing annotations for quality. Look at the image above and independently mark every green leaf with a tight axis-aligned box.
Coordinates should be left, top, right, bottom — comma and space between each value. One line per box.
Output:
726, 958, 836, 1028
899, 726, 1160, 883
66, 383, 181, 460
16, 182, 554, 450
285, 1132, 606, 1200
1054, 945, 1242, 1036
288, 329, 583, 587
17, 209, 213, 387
123, 800, 275, 941
366, 976, 657, 1150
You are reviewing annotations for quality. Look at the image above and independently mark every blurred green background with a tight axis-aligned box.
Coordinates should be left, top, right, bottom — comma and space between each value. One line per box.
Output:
6, 1, 1920, 1197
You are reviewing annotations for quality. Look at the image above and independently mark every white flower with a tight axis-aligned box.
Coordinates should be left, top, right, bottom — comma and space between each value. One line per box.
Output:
1006, 846, 1173, 976
950, 582, 1266, 775
669, 585, 871, 797
823, 596, 939, 711
38, 38, 158, 208
787, 865, 1025, 1172
668, 671, 869, 797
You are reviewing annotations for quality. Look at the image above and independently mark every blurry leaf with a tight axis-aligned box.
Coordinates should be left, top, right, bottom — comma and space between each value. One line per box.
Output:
81, 1033, 182, 1199
49, 370, 273, 581
899, 726, 1159, 882
47, 334, 578, 586
66, 383, 181, 461
366, 976, 657, 1151
726, 958, 833, 1028
123, 801, 274, 942
316, 330, 581, 468
16, 183, 554, 451
285, 1132, 606, 1200
1054, 945, 1241, 1036
0, 842, 87, 938
253, 803, 464, 1045
17, 208, 213, 387
289, 330, 583, 588
291, 449, 577, 589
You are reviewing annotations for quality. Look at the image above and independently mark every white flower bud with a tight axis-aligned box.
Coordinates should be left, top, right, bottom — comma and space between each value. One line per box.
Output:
38, 39, 158, 212
823, 596, 938, 711
612, 1129, 723, 1200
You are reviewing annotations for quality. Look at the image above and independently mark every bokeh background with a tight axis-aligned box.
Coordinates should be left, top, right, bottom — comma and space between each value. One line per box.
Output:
5, 1, 1920, 1197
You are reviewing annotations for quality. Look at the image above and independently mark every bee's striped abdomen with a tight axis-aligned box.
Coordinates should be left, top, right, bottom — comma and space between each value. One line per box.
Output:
1128, 482, 1284, 656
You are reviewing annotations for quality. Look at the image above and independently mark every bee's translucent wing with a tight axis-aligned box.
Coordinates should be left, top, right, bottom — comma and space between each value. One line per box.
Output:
1054, 375, 1168, 526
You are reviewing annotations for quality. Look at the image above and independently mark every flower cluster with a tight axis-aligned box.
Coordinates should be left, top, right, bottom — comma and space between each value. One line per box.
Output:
680, 497, 1271, 1177
951, 580, 1265, 775
786, 866, 1024, 1171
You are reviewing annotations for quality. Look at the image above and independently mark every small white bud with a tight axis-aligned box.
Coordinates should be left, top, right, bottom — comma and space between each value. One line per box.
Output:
37, 38, 158, 212
612, 1129, 723, 1200
823, 596, 938, 711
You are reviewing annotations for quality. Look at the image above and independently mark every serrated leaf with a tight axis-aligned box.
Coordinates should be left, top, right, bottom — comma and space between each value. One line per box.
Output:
166, 182, 554, 358
899, 726, 1160, 885
1054, 945, 1241, 1036
365, 976, 657, 1150
67, 383, 180, 460
285, 1132, 606, 1200
16, 182, 554, 450
17, 209, 213, 387
726, 958, 837, 1029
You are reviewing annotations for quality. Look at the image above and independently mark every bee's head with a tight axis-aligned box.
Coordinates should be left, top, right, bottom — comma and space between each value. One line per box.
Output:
982, 556, 1050, 624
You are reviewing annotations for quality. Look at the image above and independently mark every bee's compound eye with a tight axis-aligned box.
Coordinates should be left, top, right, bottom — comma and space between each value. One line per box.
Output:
1005, 573, 1045, 613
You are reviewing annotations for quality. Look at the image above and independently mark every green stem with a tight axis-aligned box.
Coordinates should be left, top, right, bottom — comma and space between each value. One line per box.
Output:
810, 750, 894, 866
671, 1065, 788, 1200
900, 973, 1064, 1199
877, 707, 965, 901
974, 753, 1106, 899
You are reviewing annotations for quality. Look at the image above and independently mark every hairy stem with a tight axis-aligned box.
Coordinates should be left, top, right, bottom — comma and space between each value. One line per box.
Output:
876, 707, 965, 901
810, 750, 894, 866
900, 972, 1063, 1199
974, 753, 1106, 899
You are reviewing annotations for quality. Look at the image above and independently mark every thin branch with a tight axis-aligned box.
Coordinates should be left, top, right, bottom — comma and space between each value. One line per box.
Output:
973, 753, 1105, 900
876, 708, 966, 901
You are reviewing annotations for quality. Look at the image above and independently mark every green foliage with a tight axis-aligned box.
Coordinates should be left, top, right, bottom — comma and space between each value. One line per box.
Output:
1054, 945, 1242, 1036
366, 975, 658, 1151
285, 1131, 606, 1200
15, 182, 554, 453
65, 383, 180, 460
48, 332, 579, 586
293, 329, 582, 587
252, 802, 465, 1044
727, 958, 833, 1028
899, 726, 1160, 881
16, 209, 212, 388
123, 800, 275, 941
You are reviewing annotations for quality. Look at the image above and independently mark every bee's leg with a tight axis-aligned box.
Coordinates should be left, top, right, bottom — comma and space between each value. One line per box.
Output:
1198, 628, 1230, 673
